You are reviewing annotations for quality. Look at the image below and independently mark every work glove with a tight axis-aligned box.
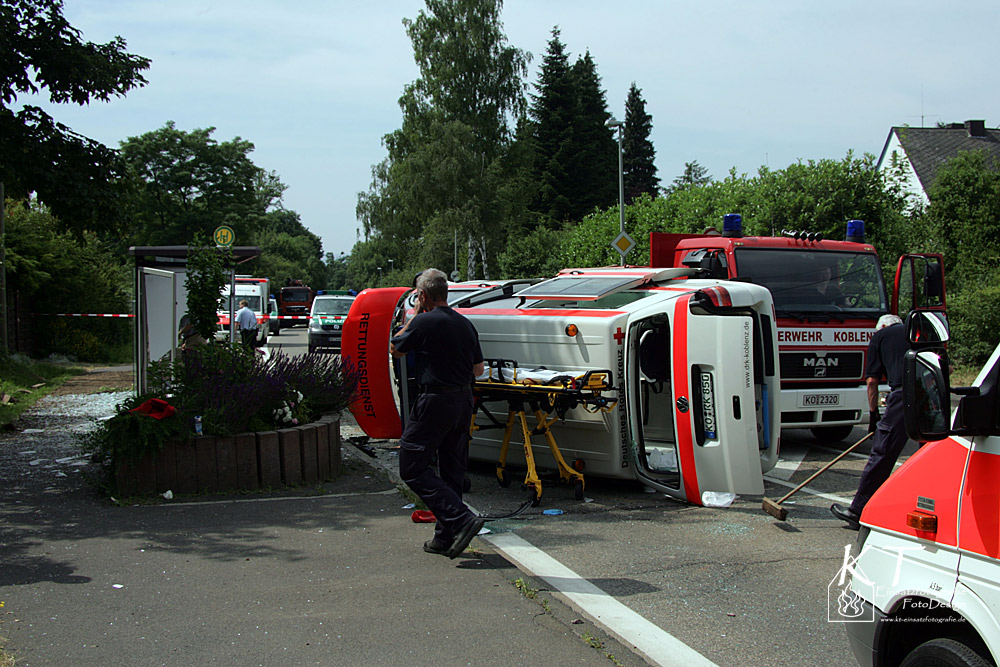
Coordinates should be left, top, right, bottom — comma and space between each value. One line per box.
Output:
868, 410, 880, 433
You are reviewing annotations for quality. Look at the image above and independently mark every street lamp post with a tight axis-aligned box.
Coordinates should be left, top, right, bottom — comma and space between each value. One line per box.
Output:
377, 266, 383, 282
605, 117, 625, 266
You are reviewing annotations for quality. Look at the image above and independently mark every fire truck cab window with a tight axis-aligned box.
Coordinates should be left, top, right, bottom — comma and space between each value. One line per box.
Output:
734, 249, 888, 314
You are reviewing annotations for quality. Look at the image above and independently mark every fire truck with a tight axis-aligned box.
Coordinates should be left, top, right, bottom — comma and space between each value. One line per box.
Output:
341, 266, 782, 506
844, 311, 1000, 667
277, 281, 314, 327
650, 215, 946, 442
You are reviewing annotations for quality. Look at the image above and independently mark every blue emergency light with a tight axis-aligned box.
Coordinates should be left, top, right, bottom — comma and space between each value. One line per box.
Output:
722, 213, 743, 238
846, 219, 866, 243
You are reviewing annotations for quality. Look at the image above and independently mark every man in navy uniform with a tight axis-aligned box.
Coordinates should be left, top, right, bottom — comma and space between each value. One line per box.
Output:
391, 268, 485, 558
831, 314, 907, 530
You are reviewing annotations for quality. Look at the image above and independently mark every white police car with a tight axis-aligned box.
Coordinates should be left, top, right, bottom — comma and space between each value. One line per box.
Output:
307, 293, 355, 354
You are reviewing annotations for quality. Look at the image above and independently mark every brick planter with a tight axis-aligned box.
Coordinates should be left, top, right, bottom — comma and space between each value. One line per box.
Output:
114, 414, 341, 496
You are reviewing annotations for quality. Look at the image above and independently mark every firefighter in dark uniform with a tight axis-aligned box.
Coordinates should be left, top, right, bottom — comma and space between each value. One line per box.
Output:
831, 314, 908, 530
390, 268, 486, 558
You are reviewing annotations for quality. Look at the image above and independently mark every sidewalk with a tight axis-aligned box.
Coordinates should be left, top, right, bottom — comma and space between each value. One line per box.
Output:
0, 404, 643, 666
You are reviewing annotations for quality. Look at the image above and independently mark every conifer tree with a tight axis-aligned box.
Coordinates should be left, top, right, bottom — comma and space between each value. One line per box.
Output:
528, 27, 576, 226
622, 83, 659, 203
569, 51, 618, 218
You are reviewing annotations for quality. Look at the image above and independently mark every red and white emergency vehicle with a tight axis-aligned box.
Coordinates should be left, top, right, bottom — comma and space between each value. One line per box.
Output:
650, 215, 946, 442
341, 266, 782, 506
216, 275, 270, 345
845, 311, 1000, 667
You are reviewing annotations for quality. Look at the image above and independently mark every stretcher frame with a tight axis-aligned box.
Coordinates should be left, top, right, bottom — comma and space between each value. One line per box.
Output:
471, 360, 618, 506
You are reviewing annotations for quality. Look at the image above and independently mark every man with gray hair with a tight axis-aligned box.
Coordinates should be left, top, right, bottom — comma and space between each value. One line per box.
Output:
390, 268, 486, 558
831, 313, 907, 529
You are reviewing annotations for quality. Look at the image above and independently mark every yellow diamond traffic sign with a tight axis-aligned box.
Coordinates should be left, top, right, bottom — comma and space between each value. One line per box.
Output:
612, 231, 635, 258
214, 225, 235, 248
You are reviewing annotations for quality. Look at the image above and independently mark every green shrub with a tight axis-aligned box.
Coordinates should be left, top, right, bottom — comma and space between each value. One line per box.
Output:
947, 278, 1000, 369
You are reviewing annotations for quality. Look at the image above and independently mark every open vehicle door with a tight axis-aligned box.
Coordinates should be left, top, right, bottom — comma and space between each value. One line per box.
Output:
340, 287, 410, 439
892, 253, 946, 316
626, 292, 770, 505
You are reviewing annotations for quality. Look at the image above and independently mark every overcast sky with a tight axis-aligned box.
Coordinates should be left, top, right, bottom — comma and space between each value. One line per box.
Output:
23, 0, 1000, 258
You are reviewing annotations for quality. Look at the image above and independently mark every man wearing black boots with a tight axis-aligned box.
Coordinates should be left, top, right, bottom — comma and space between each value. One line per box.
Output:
391, 268, 485, 558
831, 314, 908, 530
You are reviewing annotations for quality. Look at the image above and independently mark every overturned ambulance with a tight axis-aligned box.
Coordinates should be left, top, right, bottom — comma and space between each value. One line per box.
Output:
341, 266, 781, 506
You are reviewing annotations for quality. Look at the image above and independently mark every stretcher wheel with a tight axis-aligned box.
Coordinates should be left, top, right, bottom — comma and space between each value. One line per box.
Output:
530, 489, 541, 507
574, 480, 584, 501
497, 468, 511, 488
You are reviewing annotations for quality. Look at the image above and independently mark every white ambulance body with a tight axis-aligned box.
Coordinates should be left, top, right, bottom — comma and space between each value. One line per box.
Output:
846, 312, 1000, 667
216, 276, 270, 344
342, 267, 781, 506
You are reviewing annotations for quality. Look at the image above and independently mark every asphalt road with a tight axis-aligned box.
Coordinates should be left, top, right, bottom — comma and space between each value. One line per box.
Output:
270, 328, 910, 667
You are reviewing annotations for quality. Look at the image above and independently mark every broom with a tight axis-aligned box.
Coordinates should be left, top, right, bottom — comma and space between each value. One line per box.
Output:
762, 431, 874, 521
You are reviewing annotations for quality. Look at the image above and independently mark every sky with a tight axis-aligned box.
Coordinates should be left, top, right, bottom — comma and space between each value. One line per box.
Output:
22, 0, 1000, 258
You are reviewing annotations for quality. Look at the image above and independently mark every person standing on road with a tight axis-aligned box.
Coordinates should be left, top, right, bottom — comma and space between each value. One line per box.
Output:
831, 314, 907, 530
390, 268, 486, 559
235, 299, 258, 348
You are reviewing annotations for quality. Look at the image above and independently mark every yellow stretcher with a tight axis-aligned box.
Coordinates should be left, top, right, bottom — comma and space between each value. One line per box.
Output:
471, 361, 618, 506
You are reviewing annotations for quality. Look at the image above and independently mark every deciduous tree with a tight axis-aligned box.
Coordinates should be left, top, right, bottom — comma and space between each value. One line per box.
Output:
1, 0, 150, 235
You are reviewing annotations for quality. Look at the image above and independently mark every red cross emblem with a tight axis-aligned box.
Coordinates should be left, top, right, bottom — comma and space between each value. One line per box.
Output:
613, 327, 625, 345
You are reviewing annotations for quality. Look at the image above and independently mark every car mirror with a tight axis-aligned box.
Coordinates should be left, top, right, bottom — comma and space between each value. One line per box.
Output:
905, 310, 949, 347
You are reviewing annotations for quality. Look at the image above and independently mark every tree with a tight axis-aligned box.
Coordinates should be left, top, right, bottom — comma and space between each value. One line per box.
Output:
119, 122, 271, 246
4, 199, 132, 360
1, 0, 150, 235
667, 161, 712, 194
567, 51, 617, 218
356, 0, 529, 281
622, 83, 659, 203
527, 27, 576, 226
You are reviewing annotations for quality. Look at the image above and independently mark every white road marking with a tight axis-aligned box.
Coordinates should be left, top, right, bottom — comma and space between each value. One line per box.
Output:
485, 532, 719, 667
762, 475, 854, 505
771, 446, 807, 481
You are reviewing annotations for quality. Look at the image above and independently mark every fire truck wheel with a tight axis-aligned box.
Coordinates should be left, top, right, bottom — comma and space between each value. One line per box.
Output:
810, 425, 855, 443
900, 637, 991, 667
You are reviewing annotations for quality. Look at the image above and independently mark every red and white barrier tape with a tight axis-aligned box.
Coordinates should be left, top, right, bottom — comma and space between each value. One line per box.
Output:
35, 313, 135, 318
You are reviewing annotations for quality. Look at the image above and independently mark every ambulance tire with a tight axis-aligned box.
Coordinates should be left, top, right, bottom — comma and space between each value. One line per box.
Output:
900, 638, 991, 667
810, 425, 855, 443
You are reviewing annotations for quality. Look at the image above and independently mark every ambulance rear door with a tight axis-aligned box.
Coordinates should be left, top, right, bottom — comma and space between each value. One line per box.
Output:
627, 290, 769, 505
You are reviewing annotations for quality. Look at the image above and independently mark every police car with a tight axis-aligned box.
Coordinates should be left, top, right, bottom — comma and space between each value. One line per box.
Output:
307, 292, 355, 354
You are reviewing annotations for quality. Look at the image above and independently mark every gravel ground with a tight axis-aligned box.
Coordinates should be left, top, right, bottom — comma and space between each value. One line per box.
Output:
0, 391, 131, 494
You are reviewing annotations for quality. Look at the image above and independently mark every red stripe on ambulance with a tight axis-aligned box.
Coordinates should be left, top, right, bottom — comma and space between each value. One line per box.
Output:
672, 294, 700, 504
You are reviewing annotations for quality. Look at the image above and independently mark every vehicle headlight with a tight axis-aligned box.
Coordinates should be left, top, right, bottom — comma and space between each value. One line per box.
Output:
308, 318, 322, 333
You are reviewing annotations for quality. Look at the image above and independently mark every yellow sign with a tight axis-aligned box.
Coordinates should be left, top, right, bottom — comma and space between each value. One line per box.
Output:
612, 231, 635, 257
214, 225, 235, 247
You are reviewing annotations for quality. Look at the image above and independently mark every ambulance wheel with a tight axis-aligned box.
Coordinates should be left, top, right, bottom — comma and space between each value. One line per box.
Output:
900, 638, 992, 667
574, 480, 584, 501
497, 469, 511, 488
810, 425, 855, 443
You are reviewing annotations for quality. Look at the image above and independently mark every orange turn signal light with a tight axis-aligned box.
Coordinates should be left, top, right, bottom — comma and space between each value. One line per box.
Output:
565, 324, 578, 337
906, 510, 938, 533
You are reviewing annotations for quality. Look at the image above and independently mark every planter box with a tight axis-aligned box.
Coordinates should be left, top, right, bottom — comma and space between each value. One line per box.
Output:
114, 415, 341, 496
